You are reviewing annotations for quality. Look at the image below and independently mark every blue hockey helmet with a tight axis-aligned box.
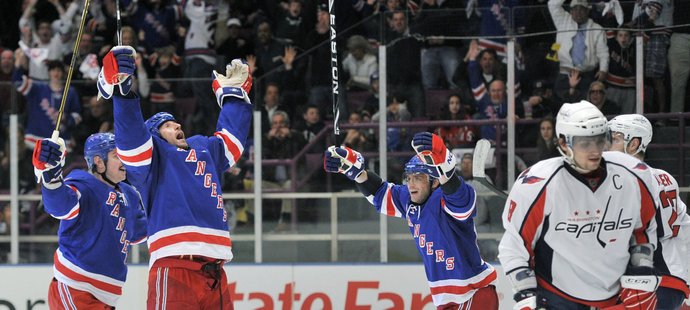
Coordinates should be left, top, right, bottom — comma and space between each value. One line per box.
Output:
84, 132, 117, 171
404, 155, 439, 179
145, 112, 176, 137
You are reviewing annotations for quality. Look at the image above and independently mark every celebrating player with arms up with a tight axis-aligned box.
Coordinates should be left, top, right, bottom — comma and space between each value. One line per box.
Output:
33, 133, 147, 309
608, 114, 690, 309
324, 132, 498, 309
498, 101, 659, 309
98, 46, 252, 309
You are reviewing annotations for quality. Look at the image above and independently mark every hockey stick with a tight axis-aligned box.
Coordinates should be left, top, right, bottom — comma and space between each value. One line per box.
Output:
115, 0, 122, 45
52, 0, 91, 141
328, 0, 340, 135
472, 139, 508, 199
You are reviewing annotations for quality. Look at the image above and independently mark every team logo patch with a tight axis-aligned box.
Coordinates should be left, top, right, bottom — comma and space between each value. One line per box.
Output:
633, 163, 648, 171
521, 176, 545, 184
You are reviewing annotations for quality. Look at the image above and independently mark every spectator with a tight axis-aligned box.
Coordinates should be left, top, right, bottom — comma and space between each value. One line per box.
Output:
669, 0, 690, 113
253, 21, 285, 87
435, 93, 477, 148
466, 42, 503, 102
305, 3, 333, 116
268, 0, 308, 48
373, 93, 411, 153
475, 0, 524, 63
73, 96, 113, 156
548, 0, 609, 105
216, 18, 253, 64
631, 0, 672, 114
63, 32, 100, 97
342, 35, 378, 91
13, 55, 81, 151
122, 0, 182, 54
295, 103, 325, 147
605, 30, 636, 114
0, 124, 35, 193
18, 0, 69, 80
524, 79, 557, 119
475, 79, 508, 144
535, 117, 560, 161
385, 10, 424, 118
149, 46, 180, 114
262, 110, 307, 231
412, 0, 465, 90
341, 110, 376, 152
0, 49, 15, 117
182, 0, 223, 135
587, 81, 620, 116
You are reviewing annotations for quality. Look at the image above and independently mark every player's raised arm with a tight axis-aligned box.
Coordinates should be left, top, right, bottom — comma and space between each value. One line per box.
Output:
32, 138, 80, 220
209, 59, 253, 170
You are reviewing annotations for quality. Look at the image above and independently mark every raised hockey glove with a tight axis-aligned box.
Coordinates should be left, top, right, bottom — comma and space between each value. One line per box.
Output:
324, 145, 366, 183
97, 45, 136, 99
32, 138, 66, 189
615, 266, 659, 309
411, 132, 457, 184
212, 58, 252, 106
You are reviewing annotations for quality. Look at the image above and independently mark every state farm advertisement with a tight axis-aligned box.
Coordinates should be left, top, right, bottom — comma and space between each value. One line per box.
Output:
0, 264, 515, 309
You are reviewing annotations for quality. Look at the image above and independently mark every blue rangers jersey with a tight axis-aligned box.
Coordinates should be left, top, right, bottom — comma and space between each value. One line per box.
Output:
112, 96, 251, 265
12, 67, 81, 148
369, 177, 497, 306
43, 170, 147, 306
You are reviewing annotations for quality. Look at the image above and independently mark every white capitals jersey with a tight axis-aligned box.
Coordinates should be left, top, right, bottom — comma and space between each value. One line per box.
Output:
651, 168, 690, 295
498, 152, 658, 308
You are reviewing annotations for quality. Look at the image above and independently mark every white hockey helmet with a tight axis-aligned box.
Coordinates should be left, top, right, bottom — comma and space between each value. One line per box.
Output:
556, 100, 608, 146
608, 114, 653, 155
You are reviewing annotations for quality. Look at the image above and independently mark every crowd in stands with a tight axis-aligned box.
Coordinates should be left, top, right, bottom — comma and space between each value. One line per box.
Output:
1, 0, 690, 238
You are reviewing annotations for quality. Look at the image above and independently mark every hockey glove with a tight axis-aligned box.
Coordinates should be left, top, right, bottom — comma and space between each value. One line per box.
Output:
513, 290, 537, 310
615, 265, 659, 309
212, 58, 253, 106
411, 132, 457, 184
32, 138, 66, 189
97, 45, 136, 99
324, 146, 366, 183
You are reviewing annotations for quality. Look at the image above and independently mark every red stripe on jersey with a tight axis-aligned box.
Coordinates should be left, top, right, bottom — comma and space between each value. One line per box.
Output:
429, 269, 497, 295
385, 188, 397, 216
117, 147, 153, 163
520, 190, 547, 263
213, 132, 242, 162
633, 179, 656, 245
54, 253, 122, 295
64, 206, 80, 220
660, 275, 690, 298
149, 232, 232, 253
537, 276, 617, 308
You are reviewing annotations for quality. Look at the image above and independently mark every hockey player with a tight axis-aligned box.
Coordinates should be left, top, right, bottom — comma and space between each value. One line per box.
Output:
32, 132, 147, 308
608, 114, 690, 309
498, 101, 659, 309
98, 45, 252, 309
323, 132, 499, 309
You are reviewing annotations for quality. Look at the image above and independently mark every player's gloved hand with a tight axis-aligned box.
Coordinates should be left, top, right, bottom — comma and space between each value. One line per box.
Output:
32, 138, 66, 189
212, 58, 253, 106
97, 45, 136, 99
513, 289, 537, 310
411, 132, 457, 184
324, 145, 366, 183
616, 266, 659, 309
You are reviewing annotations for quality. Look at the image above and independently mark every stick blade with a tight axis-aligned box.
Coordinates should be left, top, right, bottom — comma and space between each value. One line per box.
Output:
472, 139, 491, 179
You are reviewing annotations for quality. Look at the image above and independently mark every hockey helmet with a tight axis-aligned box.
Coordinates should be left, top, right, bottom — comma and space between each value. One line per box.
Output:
404, 155, 439, 179
84, 132, 117, 172
556, 100, 608, 147
608, 114, 653, 155
145, 112, 176, 137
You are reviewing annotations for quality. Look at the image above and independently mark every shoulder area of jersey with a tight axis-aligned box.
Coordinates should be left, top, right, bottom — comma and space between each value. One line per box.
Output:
513, 157, 563, 186
602, 151, 650, 172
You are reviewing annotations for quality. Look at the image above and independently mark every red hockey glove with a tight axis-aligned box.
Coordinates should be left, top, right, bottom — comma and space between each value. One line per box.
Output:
98, 45, 136, 99
411, 132, 456, 184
